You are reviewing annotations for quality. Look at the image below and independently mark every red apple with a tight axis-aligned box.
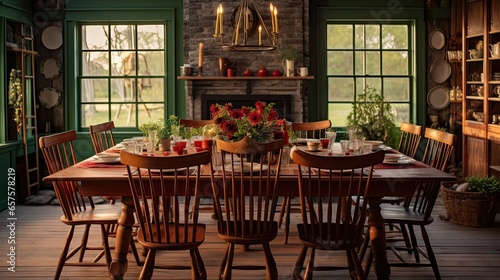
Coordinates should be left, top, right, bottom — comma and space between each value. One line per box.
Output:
243, 68, 253, 76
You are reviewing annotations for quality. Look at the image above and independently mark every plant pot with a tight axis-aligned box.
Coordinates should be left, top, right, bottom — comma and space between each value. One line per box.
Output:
158, 138, 171, 152
440, 181, 500, 227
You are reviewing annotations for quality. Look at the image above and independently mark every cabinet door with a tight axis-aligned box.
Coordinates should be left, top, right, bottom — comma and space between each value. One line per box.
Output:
467, 0, 484, 36
465, 136, 487, 176
491, 0, 500, 31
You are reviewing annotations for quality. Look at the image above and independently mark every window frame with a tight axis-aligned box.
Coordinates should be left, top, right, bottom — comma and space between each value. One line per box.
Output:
64, 7, 180, 133
325, 21, 414, 127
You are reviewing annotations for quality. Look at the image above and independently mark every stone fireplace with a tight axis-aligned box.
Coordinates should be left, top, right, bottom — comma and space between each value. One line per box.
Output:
181, 0, 310, 122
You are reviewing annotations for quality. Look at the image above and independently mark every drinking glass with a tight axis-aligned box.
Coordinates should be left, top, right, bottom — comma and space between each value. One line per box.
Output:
340, 140, 350, 153
325, 131, 336, 150
281, 146, 291, 167
361, 143, 373, 154
133, 136, 145, 154
320, 138, 329, 149
353, 138, 364, 154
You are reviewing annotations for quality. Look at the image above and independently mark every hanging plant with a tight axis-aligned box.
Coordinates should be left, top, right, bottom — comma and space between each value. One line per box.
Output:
8, 69, 23, 132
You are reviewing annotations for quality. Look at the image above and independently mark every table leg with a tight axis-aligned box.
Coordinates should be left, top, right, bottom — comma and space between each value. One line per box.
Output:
109, 196, 135, 279
368, 197, 390, 280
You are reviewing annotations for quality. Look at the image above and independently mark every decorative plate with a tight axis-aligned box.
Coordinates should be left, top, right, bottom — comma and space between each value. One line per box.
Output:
39, 87, 62, 109
430, 59, 451, 83
427, 86, 450, 110
429, 28, 446, 51
41, 26, 63, 50
40, 57, 62, 80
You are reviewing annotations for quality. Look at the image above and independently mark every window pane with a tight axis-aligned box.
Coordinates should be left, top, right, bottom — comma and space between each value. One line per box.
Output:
82, 52, 109, 76
327, 51, 353, 75
382, 51, 408, 75
328, 77, 354, 101
81, 104, 109, 127
138, 78, 164, 101
138, 51, 164, 75
327, 25, 352, 49
328, 103, 352, 127
137, 25, 164, 49
81, 78, 108, 102
111, 103, 136, 127
82, 25, 108, 50
356, 25, 380, 49
392, 103, 409, 124
110, 78, 129, 102
356, 78, 381, 97
111, 25, 135, 50
384, 78, 410, 101
382, 25, 408, 49
355, 51, 380, 75
114, 51, 135, 76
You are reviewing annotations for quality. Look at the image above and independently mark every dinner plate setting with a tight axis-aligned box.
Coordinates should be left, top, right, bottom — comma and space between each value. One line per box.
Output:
383, 154, 415, 165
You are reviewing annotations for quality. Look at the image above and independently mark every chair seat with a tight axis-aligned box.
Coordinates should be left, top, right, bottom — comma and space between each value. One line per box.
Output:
217, 221, 278, 245
380, 205, 435, 225
297, 223, 364, 250
61, 204, 122, 225
137, 223, 206, 250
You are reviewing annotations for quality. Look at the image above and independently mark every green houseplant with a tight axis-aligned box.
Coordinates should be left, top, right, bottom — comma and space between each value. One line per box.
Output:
440, 176, 500, 227
346, 86, 399, 148
279, 47, 302, 61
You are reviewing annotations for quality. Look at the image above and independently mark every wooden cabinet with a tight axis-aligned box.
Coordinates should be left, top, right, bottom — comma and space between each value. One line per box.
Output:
462, 0, 500, 177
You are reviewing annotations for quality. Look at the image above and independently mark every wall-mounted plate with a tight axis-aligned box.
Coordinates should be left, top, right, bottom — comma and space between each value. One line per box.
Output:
40, 57, 62, 80
41, 26, 63, 50
429, 28, 446, 51
39, 87, 62, 109
430, 59, 451, 84
427, 86, 450, 110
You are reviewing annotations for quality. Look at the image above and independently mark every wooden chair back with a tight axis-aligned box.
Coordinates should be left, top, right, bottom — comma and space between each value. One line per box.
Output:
293, 149, 385, 247
89, 121, 116, 154
121, 150, 211, 246
397, 122, 422, 158
402, 128, 455, 220
39, 130, 93, 220
179, 119, 214, 128
212, 137, 284, 239
292, 120, 331, 139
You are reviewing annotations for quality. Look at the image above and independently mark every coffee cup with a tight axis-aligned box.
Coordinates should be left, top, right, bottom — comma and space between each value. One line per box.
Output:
180, 64, 193, 76
490, 42, 500, 58
297, 67, 308, 77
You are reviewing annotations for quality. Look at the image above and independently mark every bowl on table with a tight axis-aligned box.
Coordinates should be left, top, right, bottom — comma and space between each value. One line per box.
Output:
306, 140, 321, 151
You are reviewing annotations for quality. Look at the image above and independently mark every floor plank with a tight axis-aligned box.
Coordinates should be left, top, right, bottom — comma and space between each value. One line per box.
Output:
0, 198, 499, 279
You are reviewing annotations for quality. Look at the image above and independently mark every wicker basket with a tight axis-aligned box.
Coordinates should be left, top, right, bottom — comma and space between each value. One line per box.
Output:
440, 181, 500, 227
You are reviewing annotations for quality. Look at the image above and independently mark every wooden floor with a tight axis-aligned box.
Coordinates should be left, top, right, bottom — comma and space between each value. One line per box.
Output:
1, 198, 499, 280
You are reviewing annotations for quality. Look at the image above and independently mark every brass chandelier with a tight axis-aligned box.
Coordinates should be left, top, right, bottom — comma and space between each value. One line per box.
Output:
213, 0, 279, 51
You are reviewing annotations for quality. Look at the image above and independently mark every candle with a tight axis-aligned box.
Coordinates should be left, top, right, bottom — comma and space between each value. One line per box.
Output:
270, 3, 275, 32
220, 4, 224, 34
245, 7, 249, 30
274, 8, 278, 33
258, 25, 262, 45
215, 5, 220, 35
198, 42, 204, 67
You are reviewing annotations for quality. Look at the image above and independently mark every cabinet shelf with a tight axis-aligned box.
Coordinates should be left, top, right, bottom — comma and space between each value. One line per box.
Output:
466, 33, 484, 39
465, 96, 484, 100
466, 58, 484, 62
488, 97, 500, 102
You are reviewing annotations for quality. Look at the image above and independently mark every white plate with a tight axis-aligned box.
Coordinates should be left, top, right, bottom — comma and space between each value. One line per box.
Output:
429, 28, 446, 51
41, 26, 63, 50
291, 138, 317, 145
39, 87, 62, 109
224, 162, 269, 174
427, 86, 450, 110
364, 140, 384, 149
430, 60, 451, 83
91, 157, 121, 164
40, 57, 61, 80
149, 167, 193, 173
383, 158, 415, 165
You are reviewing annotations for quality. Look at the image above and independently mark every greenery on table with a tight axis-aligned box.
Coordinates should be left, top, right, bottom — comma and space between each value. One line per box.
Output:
346, 86, 399, 148
466, 176, 500, 194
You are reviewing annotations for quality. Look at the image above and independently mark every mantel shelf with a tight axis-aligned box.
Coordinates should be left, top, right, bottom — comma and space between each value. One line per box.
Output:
177, 76, 314, 81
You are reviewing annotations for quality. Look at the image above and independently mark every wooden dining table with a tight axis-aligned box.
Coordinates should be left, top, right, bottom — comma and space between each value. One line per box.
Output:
43, 146, 456, 280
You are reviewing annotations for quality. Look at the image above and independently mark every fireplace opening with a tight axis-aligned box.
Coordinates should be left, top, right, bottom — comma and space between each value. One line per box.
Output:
201, 94, 292, 120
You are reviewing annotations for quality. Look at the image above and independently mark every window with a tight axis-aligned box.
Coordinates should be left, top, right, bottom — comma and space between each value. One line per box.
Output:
326, 23, 413, 127
79, 24, 165, 128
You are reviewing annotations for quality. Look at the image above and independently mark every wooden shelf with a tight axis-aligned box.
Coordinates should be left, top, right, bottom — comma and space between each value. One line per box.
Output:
490, 165, 500, 172
465, 96, 484, 100
177, 76, 314, 81
465, 58, 484, 62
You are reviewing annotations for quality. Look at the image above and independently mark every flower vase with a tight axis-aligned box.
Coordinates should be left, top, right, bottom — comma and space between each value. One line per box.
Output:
283, 59, 295, 77
159, 138, 171, 152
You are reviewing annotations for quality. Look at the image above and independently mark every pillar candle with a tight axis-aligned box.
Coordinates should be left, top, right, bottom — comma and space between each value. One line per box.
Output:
220, 4, 224, 34
274, 8, 278, 33
215, 7, 220, 35
270, 3, 275, 32
258, 25, 262, 45
198, 42, 204, 67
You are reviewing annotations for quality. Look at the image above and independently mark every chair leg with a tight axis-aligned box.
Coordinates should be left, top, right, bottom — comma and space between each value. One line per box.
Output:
262, 243, 278, 280
420, 225, 441, 280
220, 243, 235, 280
99, 225, 112, 268
219, 243, 230, 279
139, 249, 156, 280
407, 225, 421, 262
304, 248, 315, 280
78, 224, 91, 262
348, 248, 366, 280
278, 196, 288, 229
193, 248, 207, 280
293, 245, 307, 279
54, 225, 75, 280
129, 236, 143, 266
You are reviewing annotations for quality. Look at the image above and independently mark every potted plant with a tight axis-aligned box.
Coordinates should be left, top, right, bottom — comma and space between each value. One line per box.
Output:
279, 47, 302, 77
346, 86, 399, 148
440, 176, 500, 227
157, 115, 181, 151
